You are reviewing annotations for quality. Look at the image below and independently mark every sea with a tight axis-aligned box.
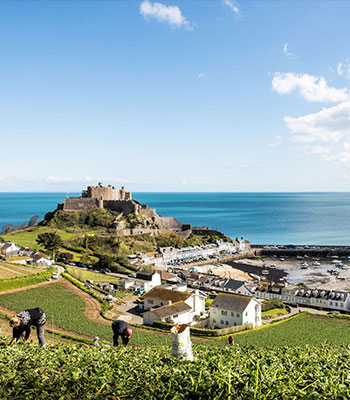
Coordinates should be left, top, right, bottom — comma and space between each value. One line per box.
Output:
1, 192, 350, 246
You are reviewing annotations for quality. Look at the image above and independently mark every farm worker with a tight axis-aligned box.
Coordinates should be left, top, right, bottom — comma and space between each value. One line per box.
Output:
226, 336, 234, 346
93, 337, 100, 347
112, 320, 132, 346
9, 307, 46, 348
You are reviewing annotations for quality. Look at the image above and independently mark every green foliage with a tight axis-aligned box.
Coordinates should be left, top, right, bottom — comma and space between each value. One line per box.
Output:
58, 252, 74, 261
86, 209, 116, 228
261, 298, 285, 312
155, 231, 184, 248
2, 342, 350, 399
0, 268, 55, 292
36, 232, 63, 258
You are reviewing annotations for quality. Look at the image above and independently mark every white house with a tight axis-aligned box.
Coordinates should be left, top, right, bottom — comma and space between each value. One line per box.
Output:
209, 293, 262, 329
143, 286, 206, 325
32, 253, 53, 267
0, 242, 21, 257
223, 279, 254, 296
119, 271, 161, 293
143, 301, 193, 325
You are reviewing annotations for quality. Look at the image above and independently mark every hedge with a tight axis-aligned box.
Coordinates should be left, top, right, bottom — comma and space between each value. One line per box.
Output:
152, 320, 253, 337
0, 268, 56, 292
62, 272, 111, 315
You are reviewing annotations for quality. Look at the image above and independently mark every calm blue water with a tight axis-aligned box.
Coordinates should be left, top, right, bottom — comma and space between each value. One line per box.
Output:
1, 192, 350, 245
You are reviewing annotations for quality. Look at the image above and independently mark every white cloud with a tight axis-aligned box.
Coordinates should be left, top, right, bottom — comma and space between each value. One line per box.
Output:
285, 101, 350, 144
198, 72, 206, 79
337, 59, 350, 80
222, 0, 241, 17
269, 135, 282, 147
282, 43, 293, 57
140, 0, 193, 30
272, 72, 349, 103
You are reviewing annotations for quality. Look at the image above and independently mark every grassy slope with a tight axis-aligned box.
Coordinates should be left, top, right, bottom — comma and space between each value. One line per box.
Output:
0, 282, 170, 346
261, 308, 288, 318
2, 226, 81, 248
66, 266, 120, 285
234, 313, 350, 347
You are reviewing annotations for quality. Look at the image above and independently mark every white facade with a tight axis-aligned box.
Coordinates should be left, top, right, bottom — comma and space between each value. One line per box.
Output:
119, 272, 161, 293
210, 295, 262, 328
0, 242, 21, 256
34, 257, 53, 267
143, 306, 192, 326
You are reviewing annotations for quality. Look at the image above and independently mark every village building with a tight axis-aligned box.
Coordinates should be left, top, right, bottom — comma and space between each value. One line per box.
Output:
32, 253, 53, 267
143, 286, 206, 325
0, 242, 21, 257
160, 270, 178, 283
223, 279, 254, 296
209, 293, 262, 329
143, 302, 193, 326
118, 271, 161, 293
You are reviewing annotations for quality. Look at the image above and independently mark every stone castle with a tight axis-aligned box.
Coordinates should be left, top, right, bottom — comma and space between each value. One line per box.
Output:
58, 183, 191, 236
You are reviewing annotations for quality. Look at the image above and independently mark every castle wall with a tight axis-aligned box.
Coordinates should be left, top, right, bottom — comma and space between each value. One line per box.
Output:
103, 200, 138, 215
88, 186, 118, 200
155, 216, 185, 231
63, 198, 99, 211
139, 208, 158, 218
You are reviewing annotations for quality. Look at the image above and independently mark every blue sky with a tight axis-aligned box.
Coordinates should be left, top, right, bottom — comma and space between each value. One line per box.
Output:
0, 0, 349, 192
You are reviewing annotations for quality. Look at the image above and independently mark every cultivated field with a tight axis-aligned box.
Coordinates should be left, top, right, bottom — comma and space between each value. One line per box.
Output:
234, 313, 350, 347
0, 282, 171, 346
1, 341, 350, 399
0, 263, 39, 279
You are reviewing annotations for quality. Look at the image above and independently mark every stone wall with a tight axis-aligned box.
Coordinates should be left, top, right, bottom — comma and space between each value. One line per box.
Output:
63, 198, 99, 211
103, 200, 138, 215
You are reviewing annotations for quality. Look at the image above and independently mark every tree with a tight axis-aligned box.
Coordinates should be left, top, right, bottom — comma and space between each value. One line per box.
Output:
97, 254, 113, 269
58, 252, 74, 261
28, 215, 40, 227
36, 232, 63, 260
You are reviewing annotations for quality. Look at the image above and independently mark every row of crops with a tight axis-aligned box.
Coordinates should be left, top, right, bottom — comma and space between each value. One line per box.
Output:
1, 340, 350, 399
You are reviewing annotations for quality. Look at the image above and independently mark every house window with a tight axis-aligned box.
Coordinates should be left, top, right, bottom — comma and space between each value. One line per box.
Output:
213, 319, 216, 323
173, 314, 178, 318
335, 302, 338, 307
225, 321, 229, 326
221, 320, 224, 324
236, 313, 240, 318
245, 311, 248, 316
234, 322, 237, 326
148, 300, 154, 304
330, 301, 333, 305
160, 302, 163, 306
231, 312, 234, 316
221, 310, 227, 316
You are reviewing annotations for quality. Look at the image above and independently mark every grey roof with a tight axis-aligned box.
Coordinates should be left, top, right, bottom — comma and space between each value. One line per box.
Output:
149, 301, 192, 319
223, 279, 245, 291
144, 287, 191, 302
136, 271, 154, 281
210, 293, 253, 313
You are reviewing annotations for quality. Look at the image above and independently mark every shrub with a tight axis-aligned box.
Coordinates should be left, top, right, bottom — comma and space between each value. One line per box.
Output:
0, 268, 55, 292
262, 298, 284, 312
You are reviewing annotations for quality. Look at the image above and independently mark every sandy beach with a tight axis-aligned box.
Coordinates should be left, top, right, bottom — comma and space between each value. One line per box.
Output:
228, 256, 350, 290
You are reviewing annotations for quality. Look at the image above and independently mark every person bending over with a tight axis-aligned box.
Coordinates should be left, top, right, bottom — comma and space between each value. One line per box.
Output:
9, 307, 46, 348
112, 320, 132, 346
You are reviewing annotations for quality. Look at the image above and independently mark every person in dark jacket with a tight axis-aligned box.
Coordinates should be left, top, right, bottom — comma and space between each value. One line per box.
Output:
9, 307, 46, 348
112, 320, 132, 346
